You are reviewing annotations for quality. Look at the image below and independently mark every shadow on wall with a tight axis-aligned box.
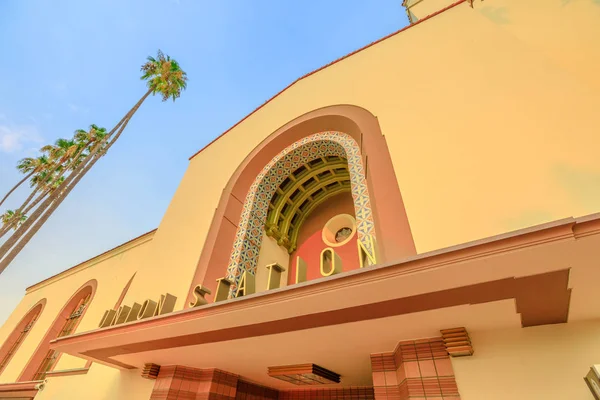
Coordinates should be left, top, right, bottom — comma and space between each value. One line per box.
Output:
499, 163, 600, 233
479, 6, 511, 24
552, 163, 600, 213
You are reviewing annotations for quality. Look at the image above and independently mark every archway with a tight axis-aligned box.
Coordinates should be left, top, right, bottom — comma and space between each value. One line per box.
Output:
187, 105, 416, 305
226, 132, 376, 294
0, 299, 46, 376
18, 279, 97, 381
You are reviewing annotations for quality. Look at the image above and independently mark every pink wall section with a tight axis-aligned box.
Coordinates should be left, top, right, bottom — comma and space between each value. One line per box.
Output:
288, 192, 360, 285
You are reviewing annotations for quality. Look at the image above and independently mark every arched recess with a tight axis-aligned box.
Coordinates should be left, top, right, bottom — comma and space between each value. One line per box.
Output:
227, 132, 375, 294
18, 279, 97, 382
186, 105, 416, 305
0, 299, 46, 376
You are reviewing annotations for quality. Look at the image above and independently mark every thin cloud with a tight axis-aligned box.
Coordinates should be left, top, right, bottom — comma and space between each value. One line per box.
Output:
68, 103, 90, 114
49, 81, 68, 95
0, 122, 44, 154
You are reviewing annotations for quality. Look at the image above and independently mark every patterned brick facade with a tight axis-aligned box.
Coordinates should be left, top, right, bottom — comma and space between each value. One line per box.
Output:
150, 329, 470, 400
371, 337, 461, 400
236, 379, 278, 400
151, 366, 238, 400
278, 388, 375, 400
150, 366, 371, 400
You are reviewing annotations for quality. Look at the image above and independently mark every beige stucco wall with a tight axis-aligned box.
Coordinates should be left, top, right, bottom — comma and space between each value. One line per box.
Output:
453, 321, 600, 399
412, 0, 600, 90
408, 0, 457, 21
35, 365, 154, 400
255, 232, 290, 293
0, 233, 153, 384
2, 0, 600, 396
128, 0, 600, 314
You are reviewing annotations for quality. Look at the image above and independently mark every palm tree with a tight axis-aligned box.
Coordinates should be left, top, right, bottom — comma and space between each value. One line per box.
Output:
0, 173, 47, 239
42, 125, 107, 187
42, 138, 79, 165
72, 125, 107, 166
0, 126, 102, 239
1, 210, 27, 232
0, 50, 187, 274
0, 156, 49, 208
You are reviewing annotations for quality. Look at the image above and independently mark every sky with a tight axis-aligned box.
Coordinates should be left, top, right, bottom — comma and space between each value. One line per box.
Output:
0, 0, 408, 325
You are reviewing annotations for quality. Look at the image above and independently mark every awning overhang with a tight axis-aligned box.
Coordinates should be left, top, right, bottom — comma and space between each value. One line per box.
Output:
49, 215, 600, 387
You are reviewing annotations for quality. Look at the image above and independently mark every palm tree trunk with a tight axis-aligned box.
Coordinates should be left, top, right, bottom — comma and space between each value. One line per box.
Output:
3, 187, 52, 234
40, 142, 89, 191
0, 189, 40, 238
0, 171, 34, 208
0, 89, 151, 273
22, 189, 49, 216
0, 120, 134, 272
0, 116, 128, 245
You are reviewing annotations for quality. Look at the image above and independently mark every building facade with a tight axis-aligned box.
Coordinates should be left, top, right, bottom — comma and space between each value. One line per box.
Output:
1, 0, 600, 399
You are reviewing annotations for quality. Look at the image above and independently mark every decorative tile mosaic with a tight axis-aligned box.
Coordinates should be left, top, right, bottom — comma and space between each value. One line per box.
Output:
226, 131, 376, 296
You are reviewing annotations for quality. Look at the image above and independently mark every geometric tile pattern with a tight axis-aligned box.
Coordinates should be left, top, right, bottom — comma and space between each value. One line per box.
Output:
226, 131, 376, 297
371, 337, 461, 400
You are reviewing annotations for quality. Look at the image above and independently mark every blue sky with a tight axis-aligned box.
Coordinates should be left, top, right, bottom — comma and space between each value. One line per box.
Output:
0, 0, 407, 324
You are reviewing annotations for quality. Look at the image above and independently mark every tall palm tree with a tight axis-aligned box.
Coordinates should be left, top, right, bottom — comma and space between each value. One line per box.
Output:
0, 125, 102, 238
0, 156, 49, 208
42, 138, 79, 165
0, 210, 27, 232
0, 50, 187, 273
72, 125, 107, 167
43, 125, 107, 187
0, 176, 65, 238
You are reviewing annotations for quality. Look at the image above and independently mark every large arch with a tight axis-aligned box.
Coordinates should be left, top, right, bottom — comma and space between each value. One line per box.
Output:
0, 299, 46, 376
18, 279, 97, 381
226, 132, 375, 294
186, 104, 416, 305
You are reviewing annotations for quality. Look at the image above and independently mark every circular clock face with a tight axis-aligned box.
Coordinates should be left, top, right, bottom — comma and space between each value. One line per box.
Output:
335, 227, 353, 243
322, 214, 356, 247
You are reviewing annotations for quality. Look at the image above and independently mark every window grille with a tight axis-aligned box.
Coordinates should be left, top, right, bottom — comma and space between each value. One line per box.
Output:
0, 317, 38, 373
33, 294, 90, 381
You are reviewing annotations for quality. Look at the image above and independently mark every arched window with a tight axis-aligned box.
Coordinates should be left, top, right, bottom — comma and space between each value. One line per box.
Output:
32, 293, 91, 380
18, 280, 96, 382
0, 299, 46, 376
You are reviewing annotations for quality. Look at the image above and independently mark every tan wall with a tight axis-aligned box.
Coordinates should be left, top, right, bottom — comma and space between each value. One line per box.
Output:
408, 0, 457, 21
2, 0, 600, 395
35, 365, 154, 400
453, 321, 600, 399
144, 0, 600, 301
0, 233, 153, 383
412, 0, 600, 90
121, 154, 227, 308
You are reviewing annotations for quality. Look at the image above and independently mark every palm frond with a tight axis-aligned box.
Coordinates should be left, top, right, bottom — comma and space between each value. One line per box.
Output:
140, 50, 188, 103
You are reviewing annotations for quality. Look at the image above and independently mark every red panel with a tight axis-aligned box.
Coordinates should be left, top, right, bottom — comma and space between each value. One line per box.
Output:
288, 192, 359, 284
290, 230, 359, 284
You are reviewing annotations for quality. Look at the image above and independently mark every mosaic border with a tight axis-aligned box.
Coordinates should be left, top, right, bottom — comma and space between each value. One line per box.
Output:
226, 132, 376, 296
